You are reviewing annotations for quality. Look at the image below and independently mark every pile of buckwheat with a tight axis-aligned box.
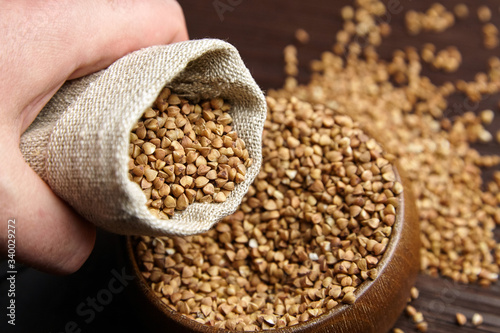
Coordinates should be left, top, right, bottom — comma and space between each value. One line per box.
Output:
134, 0, 500, 331
128, 88, 251, 218
134, 96, 402, 330
274, 1, 500, 332
278, 0, 500, 287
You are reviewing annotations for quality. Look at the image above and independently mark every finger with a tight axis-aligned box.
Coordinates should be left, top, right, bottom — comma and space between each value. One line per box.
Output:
0, 145, 96, 275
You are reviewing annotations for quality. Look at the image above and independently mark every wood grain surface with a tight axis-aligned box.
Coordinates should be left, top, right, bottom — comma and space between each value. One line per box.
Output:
176, 0, 500, 332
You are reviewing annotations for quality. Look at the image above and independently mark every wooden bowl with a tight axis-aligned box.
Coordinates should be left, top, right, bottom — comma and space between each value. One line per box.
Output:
125, 166, 420, 333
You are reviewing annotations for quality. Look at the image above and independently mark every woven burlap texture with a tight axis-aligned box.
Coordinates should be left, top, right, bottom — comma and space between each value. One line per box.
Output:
20, 39, 266, 236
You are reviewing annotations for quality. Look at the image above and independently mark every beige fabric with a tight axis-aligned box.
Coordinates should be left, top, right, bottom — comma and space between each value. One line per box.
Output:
20, 39, 266, 236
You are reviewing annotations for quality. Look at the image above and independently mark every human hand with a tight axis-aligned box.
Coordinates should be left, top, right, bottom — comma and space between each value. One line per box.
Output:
0, 0, 188, 274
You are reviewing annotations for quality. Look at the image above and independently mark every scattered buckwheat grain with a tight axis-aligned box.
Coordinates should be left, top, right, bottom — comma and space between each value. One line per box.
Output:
295, 28, 310, 44
478, 5, 492, 23
456, 312, 467, 326
472, 313, 483, 326
453, 4, 469, 19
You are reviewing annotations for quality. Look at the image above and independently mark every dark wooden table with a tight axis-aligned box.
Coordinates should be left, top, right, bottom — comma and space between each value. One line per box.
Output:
1, 1, 498, 333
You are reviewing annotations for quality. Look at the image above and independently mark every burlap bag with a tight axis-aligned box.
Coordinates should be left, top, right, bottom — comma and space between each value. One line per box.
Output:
20, 39, 266, 236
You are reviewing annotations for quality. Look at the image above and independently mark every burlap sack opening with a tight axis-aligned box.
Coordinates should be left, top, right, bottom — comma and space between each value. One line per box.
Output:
20, 39, 266, 236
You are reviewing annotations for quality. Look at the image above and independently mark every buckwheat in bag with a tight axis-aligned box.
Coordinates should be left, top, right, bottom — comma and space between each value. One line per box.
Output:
20, 39, 266, 236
